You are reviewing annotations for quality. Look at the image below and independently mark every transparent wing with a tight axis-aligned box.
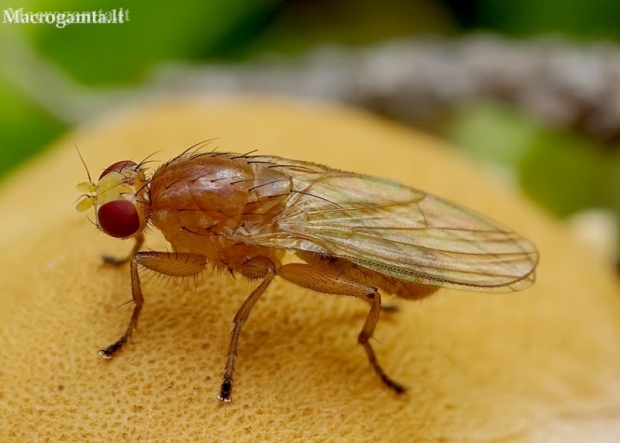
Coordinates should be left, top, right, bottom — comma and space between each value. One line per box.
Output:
236, 156, 539, 292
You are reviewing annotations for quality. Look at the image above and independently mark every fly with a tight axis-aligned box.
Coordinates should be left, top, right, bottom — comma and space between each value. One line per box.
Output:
76, 145, 539, 402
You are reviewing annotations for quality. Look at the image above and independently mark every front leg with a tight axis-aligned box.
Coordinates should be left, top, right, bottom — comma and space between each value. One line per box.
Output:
99, 251, 207, 358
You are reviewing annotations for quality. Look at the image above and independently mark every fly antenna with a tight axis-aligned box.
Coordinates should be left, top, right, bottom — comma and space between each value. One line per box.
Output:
75, 145, 93, 183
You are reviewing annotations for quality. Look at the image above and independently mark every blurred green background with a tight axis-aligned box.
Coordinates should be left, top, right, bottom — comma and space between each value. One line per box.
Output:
1, 0, 619, 267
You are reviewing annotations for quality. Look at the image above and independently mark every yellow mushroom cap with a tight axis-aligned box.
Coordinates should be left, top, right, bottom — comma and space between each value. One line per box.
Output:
1, 98, 620, 441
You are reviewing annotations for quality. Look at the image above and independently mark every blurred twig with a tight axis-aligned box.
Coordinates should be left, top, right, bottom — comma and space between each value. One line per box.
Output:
150, 35, 620, 145
7, 33, 620, 145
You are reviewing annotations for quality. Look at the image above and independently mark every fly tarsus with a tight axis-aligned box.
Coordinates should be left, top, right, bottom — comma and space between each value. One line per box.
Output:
99, 334, 128, 358
102, 254, 129, 266
380, 303, 399, 313
362, 340, 407, 395
382, 373, 406, 395
101, 232, 145, 266
218, 379, 233, 403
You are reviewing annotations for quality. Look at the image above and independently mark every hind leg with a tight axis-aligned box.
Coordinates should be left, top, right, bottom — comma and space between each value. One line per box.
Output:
278, 263, 405, 393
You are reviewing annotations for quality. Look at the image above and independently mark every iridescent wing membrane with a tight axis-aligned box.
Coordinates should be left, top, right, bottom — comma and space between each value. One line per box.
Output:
236, 156, 539, 292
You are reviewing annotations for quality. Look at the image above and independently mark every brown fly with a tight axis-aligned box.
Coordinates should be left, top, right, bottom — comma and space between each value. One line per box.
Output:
76, 145, 538, 402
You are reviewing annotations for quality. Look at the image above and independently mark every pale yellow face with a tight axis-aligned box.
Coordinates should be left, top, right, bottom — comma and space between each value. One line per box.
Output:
76, 161, 149, 238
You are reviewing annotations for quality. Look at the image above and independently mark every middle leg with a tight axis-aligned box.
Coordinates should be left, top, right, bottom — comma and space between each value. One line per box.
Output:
219, 256, 276, 403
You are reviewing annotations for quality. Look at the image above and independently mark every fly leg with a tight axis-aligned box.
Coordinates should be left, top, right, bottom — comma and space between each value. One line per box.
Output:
378, 301, 399, 313
102, 232, 145, 265
295, 252, 399, 312
99, 251, 207, 358
219, 256, 276, 403
278, 263, 405, 394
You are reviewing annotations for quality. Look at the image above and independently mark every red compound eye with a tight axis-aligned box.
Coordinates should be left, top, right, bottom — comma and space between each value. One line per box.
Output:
98, 200, 140, 238
99, 161, 137, 180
